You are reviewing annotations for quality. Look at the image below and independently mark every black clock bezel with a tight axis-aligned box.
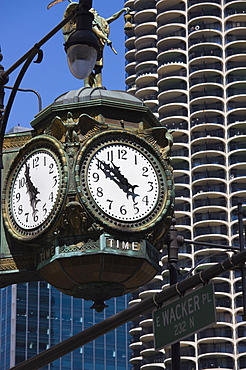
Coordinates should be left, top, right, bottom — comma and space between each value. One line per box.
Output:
2, 135, 68, 241
75, 130, 173, 235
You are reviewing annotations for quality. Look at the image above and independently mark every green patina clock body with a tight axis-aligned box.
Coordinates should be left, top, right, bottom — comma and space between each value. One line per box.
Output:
1, 88, 175, 307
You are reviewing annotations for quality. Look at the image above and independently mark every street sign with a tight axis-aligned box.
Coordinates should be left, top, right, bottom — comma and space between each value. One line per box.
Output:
153, 283, 216, 349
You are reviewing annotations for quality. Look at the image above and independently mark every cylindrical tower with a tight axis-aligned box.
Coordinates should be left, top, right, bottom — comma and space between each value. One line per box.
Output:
125, 0, 246, 369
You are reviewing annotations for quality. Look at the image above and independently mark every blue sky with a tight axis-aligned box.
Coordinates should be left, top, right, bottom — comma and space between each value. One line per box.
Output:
1, 0, 126, 132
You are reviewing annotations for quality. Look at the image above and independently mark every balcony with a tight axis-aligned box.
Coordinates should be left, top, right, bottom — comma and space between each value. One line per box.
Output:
189, 18, 222, 34
157, 26, 186, 40
193, 237, 230, 252
134, 10, 156, 25
171, 147, 189, 157
188, 0, 221, 6
190, 101, 224, 114
193, 211, 227, 223
225, 4, 246, 17
231, 195, 246, 207
158, 106, 188, 119
135, 23, 157, 38
193, 195, 227, 208
189, 47, 222, 61
228, 138, 246, 151
175, 187, 190, 198
226, 32, 246, 44
189, 35, 222, 48
173, 132, 189, 143
158, 67, 187, 82
175, 199, 191, 211
191, 127, 224, 139
191, 113, 224, 127
198, 341, 233, 355
195, 253, 230, 266
190, 72, 223, 87
157, 0, 185, 14
172, 158, 190, 171
227, 59, 246, 71
192, 156, 225, 167
198, 355, 234, 370
229, 151, 246, 165
190, 61, 223, 74
157, 13, 186, 27
158, 51, 187, 65
197, 327, 233, 340
192, 169, 226, 181
135, 0, 156, 11
191, 141, 225, 154
190, 87, 223, 100
226, 45, 246, 58
226, 20, 246, 30
194, 224, 228, 237
174, 173, 190, 184
227, 70, 246, 83
230, 167, 246, 178
159, 94, 188, 105
228, 122, 246, 136
157, 39, 186, 54
189, 7, 221, 21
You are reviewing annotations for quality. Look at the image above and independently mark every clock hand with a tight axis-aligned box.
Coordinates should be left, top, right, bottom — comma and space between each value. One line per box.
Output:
24, 164, 41, 215
96, 158, 139, 202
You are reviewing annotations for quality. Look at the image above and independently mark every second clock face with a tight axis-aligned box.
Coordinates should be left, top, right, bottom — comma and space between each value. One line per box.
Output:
11, 150, 60, 230
86, 142, 159, 222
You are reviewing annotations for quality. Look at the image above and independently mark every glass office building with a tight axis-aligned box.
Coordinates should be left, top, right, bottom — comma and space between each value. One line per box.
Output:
0, 282, 130, 369
124, 0, 246, 369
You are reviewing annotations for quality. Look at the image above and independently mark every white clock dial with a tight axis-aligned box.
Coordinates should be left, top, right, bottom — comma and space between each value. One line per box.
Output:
87, 143, 159, 221
11, 150, 60, 230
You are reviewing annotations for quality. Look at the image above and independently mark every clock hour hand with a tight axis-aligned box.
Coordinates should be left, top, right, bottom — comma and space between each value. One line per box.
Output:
24, 164, 41, 215
96, 158, 139, 202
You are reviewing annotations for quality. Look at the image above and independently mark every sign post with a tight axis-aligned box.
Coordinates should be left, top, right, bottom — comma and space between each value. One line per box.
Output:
153, 284, 216, 350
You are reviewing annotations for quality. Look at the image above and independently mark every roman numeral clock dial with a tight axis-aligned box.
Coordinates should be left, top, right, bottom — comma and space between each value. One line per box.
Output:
2, 136, 68, 241
76, 132, 170, 236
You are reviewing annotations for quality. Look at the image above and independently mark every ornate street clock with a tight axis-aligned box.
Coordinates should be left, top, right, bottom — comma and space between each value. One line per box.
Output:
2, 135, 68, 241
76, 130, 173, 238
1, 87, 175, 311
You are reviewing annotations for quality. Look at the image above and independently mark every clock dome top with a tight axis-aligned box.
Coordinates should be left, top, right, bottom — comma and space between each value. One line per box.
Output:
31, 86, 160, 133
54, 87, 143, 106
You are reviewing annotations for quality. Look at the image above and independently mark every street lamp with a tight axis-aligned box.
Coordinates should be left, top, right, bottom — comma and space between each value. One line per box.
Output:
64, 0, 99, 79
0, 0, 98, 135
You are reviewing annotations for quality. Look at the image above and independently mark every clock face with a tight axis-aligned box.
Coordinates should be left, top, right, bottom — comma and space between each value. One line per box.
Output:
77, 133, 168, 233
87, 143, 159, 221
3, 136, 68, 240
11, 150, 60, 230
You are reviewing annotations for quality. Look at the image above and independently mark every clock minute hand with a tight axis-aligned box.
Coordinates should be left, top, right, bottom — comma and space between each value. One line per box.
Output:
24, 164, 41, 214
96, 158, 139, 202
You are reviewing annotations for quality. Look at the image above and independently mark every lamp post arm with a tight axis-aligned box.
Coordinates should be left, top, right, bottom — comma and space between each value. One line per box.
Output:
0, 50, 40, 170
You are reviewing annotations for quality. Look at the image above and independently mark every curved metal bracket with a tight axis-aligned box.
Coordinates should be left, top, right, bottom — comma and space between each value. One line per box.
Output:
0, 48, 40, 169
